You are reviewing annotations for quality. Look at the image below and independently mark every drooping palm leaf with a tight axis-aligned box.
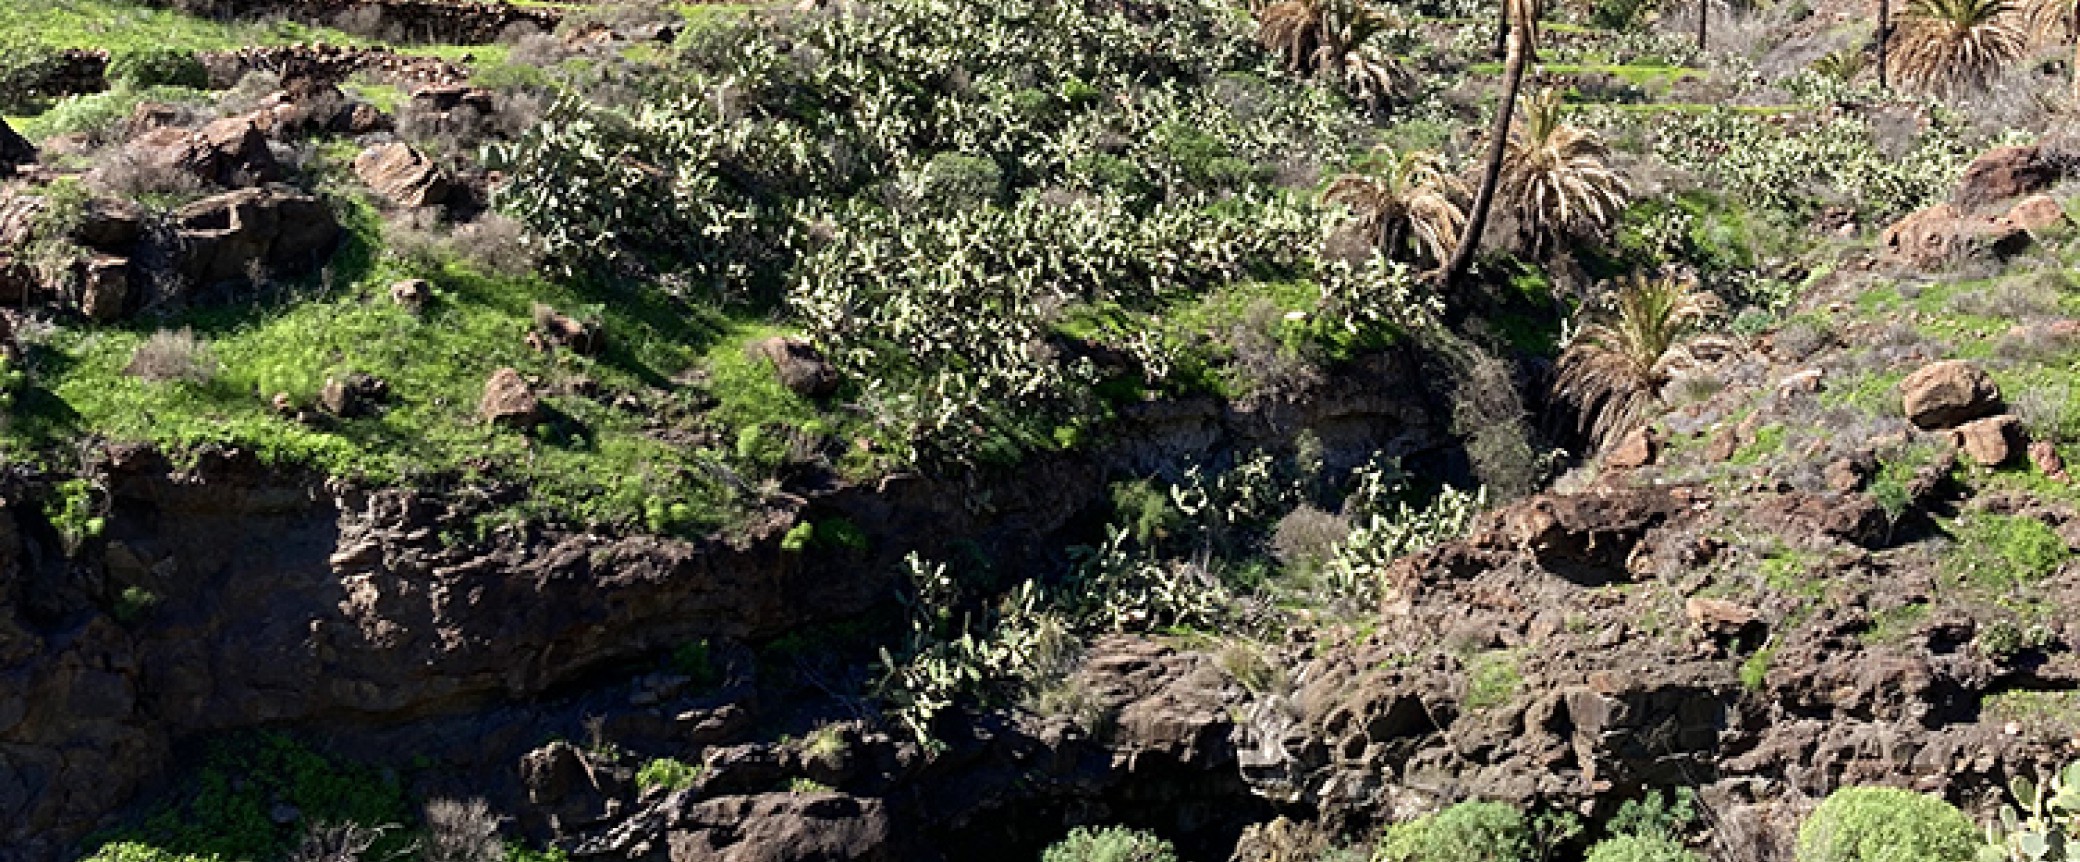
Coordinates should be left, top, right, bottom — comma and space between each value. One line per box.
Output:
1500, 88, 1629, 257
1324, 148, 1470, 268
1891, 0, 2026, 94
1553, 273, 1730, 451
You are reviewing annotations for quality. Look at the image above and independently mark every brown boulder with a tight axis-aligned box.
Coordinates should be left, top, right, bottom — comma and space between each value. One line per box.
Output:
74, 198, 145, 251
1880, 203, 2031, 270
172, 185, 339, 288
2007, 194, 2072, 235
1953, 414, 2022, 467
1604, 426, 1658, 469
1900, 360, 2002, 430
318, 373, 389, 418
332, 102, 391, 136
78, 255, 131, 322
1685, 597, 1760, 638
389, 278, 431, 311
2032, 439, 2070, 481
531, 303, 600, 355
0, 118, 33, 168
1956, 145, 2062, 209
125, 114, 282, 188
479, 367, 542, 427
353, 142, 450, 209
668, 793, 893, 862
747, 336, 840, 397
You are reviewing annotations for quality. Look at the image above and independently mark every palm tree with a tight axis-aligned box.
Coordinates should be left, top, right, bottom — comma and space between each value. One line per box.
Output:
1324, 148, 1470, 269
1552, 273, 1729, 452
1257, 0, 1411, 109
1443, 0, 1541, 288
1889, 0, 2027, 95
1500, 88, 1629, 257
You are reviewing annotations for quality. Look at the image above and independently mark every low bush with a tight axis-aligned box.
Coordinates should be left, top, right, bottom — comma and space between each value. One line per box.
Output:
1378, 801, 1535, 862
1585, 835, 1704, 862
1041, 826, 1179, 862
108, 47, 208, 89
0, 35, 63, 112
1794, 786, 1978, 862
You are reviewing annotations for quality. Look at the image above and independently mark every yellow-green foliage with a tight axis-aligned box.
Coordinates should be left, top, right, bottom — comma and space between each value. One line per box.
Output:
1942, 513, 2072, 591
1795, 786, 1978, 862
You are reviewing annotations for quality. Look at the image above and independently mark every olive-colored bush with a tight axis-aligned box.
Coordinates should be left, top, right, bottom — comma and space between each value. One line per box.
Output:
1795, 787, 1978, 862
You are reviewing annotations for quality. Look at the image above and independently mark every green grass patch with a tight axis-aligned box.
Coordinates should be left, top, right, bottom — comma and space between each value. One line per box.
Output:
1941, 512, 2072, 592
1859, 602, 1930, 645
3, 196, 875, 534
1759, 544, 1826, 599
0, 0, 366, 55
1730, 423, 1785, 466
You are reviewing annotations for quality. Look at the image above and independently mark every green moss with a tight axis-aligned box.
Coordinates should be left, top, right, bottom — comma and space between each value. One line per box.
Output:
1738, 642, 1776, 690
1464, 651, 1523, 711
1859, 602, 1929, 645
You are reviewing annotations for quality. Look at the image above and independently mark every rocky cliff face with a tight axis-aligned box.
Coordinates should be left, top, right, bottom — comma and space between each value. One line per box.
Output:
0, 352, 1443, 861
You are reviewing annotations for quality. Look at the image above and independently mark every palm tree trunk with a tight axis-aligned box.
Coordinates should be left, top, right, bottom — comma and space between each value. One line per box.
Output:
1696, 0, 1708, 51
1494, 0, 1509, 59
1877, 0, 1891, 91
1444, 9, 1530, 289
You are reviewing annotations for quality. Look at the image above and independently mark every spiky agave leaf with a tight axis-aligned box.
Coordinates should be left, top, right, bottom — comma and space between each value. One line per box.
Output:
1891, 0, 2027, 95
1324, 148, 1470, 267
1553, 273, 1728, 451
1500, 88, 1629, 257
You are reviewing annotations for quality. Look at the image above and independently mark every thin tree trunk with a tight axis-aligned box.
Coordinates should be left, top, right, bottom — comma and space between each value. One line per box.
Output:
1696, 0, 1707, 52
1877, 0, 1891, 91
1495, 0, 1508, 59
1444, 9, 1531, 289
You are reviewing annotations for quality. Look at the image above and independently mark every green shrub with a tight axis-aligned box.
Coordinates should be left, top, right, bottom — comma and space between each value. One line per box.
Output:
80, 733, 412, 862
1943, 513, 2072, 591
0, 35, 62, 111
1041, 826, 1179, 862
635, 757, 703, 792
1795, 786, 1978, 862
1585, 835, 1703, 862
108, 47, 208, 89
1377, 801, 1533, 862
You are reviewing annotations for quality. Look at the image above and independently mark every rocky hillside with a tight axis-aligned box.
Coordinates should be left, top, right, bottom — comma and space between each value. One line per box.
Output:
1, 0, 2079, 861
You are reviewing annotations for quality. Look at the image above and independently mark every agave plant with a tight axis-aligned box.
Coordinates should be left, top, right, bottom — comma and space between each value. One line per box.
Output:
1500, 88, 1629, 257
1257, 0, 1412, 109
1552, 273, 1729, 451
1324, 148, 1470, 268
1890, 0, 2027, 95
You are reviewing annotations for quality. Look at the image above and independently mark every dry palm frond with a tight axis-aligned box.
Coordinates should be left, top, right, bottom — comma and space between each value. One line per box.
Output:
1258, 0, 1413, 108
1890, 0, 2027, 95
1553, 273, 1730, 451
2020, 0, 2077, 43
1324, 148, 1470, 267
1500, 88, 1629, 257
